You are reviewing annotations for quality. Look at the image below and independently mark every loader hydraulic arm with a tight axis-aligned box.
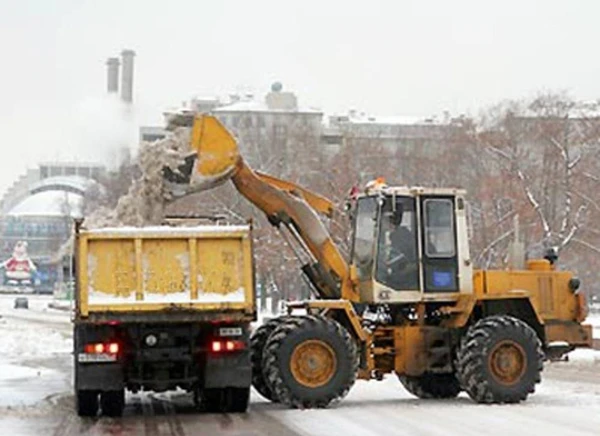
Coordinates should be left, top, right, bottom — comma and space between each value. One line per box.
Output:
172, 115, 358, 301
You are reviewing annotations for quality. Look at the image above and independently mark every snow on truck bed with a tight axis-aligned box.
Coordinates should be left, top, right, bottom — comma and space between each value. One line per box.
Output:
88, 288, 246, 305
85, 224, 250, 235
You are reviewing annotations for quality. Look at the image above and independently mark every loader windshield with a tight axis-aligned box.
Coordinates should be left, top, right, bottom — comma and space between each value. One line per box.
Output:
351, 197, 377, 281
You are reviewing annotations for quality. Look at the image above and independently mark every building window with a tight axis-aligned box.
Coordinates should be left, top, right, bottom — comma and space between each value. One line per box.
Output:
274, 125, 287, 140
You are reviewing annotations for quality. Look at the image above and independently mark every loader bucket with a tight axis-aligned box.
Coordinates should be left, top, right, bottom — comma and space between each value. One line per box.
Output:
163, 115, 241, 197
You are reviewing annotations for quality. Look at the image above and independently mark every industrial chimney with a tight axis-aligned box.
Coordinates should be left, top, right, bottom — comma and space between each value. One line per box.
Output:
106, 57, 120, 93
120, 49, 135, 103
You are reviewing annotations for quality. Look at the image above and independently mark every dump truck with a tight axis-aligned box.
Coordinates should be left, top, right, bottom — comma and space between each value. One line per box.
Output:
163, 114, 593, 408
73, 222, 255, 417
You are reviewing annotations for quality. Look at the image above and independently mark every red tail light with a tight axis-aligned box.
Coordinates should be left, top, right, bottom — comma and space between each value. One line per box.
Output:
210, 339, 245, 353
84, 342, 120, 354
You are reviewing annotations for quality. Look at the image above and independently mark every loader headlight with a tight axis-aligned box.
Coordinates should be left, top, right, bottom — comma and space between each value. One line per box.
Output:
145, 334, 158, 347
568, 278, 581, 293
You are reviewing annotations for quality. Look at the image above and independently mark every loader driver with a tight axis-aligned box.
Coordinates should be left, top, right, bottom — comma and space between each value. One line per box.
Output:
377, 200, 419, 290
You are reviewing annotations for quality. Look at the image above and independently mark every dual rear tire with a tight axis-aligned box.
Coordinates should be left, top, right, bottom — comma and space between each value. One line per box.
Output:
76, 389, 125, 417
202, 387, 250, 413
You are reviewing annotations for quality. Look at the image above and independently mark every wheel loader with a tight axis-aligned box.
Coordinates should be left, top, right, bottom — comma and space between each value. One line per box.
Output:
164, 115, 593, 407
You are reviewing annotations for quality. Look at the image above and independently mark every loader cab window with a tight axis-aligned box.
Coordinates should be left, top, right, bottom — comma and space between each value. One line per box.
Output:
421, 197, 458, 293
375, 196, 419, 290
424, 199, 455, 257
351, 197, 377, 280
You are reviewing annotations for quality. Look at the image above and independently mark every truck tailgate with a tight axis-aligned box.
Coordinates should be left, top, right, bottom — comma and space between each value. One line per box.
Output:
76, 225, 254, 316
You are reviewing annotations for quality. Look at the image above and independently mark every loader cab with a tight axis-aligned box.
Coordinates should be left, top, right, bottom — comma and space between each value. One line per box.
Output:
350, 186, 472, 304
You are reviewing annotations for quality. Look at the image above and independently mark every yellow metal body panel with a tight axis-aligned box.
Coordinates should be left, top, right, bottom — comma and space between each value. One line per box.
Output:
77, 226, 254, 316
476, 269, 579, 323
545, 321, 593, 347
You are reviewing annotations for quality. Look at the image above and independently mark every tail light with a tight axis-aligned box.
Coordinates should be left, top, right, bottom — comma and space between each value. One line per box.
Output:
84, 342, 120, 355
210, 339, 245, 353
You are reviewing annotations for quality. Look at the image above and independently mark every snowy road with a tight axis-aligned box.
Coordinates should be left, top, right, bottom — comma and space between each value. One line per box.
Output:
1, 295, 599, 436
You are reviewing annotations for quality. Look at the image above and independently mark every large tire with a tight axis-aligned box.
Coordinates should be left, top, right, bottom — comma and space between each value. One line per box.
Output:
100, 389, 125, 417
262, 315, 358, 409
250, 317, 291, 402
203, 387, 250, 413
456, 315, 543, 404
398, 373, 461, 399
76, 390, 99, 417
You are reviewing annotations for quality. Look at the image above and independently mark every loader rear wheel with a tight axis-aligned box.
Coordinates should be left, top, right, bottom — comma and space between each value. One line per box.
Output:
250, 316, 292, 402
262, 315, 358, 409
398, 373, 461, 399
456, 315, 543, 404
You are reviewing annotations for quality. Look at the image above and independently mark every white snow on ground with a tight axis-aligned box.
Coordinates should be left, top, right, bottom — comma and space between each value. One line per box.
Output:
0, 295, 71, 408
257, 370, 600, 436
587, 312, 600, 338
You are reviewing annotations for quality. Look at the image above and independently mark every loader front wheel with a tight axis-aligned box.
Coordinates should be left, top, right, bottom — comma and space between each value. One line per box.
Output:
250, 316, 291, 402
262, 315, 358, 409
398, 373, 461, 399
456, 315, 543, 404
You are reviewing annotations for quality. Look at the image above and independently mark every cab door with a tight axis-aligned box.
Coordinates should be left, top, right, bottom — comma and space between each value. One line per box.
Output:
420, 197, 459, 293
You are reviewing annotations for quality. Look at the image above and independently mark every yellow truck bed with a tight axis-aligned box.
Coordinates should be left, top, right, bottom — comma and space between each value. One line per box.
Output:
76, 225, 254, 317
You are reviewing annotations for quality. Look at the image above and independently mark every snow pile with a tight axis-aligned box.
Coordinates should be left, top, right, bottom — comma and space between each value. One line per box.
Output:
0, 317, 71, 361
85, 128, 192, 227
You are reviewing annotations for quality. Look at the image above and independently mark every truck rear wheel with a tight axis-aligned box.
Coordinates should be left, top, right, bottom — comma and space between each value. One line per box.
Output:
76, 390, 98, 417
203, 387, 250, 413
398, 373, 461, 399
250, 316, 292, 402
100, 389, 125, 417
262, 315, 358, 409
456, 315, 543, 404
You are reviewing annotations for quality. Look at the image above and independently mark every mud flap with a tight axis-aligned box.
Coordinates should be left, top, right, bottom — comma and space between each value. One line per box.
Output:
76, 362, 124, 391
204, 350, 252, 389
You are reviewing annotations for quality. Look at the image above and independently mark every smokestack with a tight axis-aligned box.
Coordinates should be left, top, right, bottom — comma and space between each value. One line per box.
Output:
106, 57, 120, 93
120, 49, 135, 103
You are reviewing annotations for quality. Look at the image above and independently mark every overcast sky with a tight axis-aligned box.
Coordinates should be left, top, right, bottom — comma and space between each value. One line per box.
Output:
1, 0, 599, 197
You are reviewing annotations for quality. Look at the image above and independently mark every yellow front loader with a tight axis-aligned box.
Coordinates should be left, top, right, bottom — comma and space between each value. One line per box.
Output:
163, 115, 592, 408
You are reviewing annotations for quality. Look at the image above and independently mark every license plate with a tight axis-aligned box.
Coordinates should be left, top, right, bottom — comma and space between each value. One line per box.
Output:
77, 353, 117, 363
219, 327, 242, 337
